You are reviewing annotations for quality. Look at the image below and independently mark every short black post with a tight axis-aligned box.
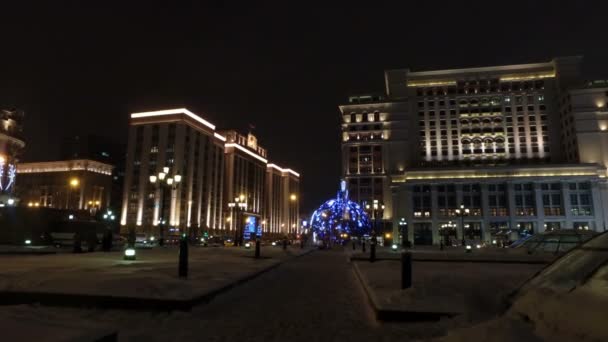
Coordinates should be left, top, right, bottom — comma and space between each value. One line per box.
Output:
300, 239, 304, 249
73, 232, 82, 253
352, 241, 356, 250
401, 251, 412, 289
370, 243, 376, 262
255, 239, 261, 259
283, 238, 287, 251
362, 241, 366, 253
179, 235, 188, 278
440, 239, 444, 251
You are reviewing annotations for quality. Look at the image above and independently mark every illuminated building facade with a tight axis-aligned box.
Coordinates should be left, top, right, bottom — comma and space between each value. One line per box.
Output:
0, 109, 25, 205
120, 108, 301, 240
222, 130, 267, 235
266, 163, 300, 236
120, 109, 226, 237
340, 57, 608, 245
16, 159, 113, 211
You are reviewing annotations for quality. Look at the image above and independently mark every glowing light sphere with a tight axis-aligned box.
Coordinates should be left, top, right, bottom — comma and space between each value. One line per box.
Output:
309, 180, 372, 241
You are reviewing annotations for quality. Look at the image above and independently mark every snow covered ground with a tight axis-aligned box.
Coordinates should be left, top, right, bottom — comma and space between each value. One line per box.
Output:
0, 249, 459, 341
355, 260, 543, 320
0, 246, 310, 301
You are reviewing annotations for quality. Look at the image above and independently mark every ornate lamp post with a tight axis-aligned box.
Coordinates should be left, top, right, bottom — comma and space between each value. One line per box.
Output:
149, 166, 181, 246
455, 204, 470, 246
228, 194, 247, 246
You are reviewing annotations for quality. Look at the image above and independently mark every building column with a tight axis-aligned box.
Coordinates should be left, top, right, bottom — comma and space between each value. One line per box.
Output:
591, 181, 605, 232
561, 181, 573, 229
455, 183, 464, 240
480, 184, 491, 243
534, 183, 545, 234
391, 185, 400, 242
430, 184, 439, 245
506, 182, 517, 230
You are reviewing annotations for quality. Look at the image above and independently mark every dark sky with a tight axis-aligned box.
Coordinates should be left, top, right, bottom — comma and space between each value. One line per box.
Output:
1, 1, 608, 213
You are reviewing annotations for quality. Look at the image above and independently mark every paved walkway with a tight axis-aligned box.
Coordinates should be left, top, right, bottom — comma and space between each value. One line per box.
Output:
2, 249, 444, 341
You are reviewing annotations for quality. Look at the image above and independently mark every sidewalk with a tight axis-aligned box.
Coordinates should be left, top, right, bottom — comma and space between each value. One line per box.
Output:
1, 306, 117, 342
0, 246, 314, 311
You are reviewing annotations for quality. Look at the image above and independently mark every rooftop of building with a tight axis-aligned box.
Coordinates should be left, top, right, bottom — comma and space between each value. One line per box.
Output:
16, 159, 113, 176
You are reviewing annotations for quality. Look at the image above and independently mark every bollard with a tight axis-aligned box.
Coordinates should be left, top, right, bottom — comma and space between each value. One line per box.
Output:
352, 241, 356, 250
440, 240, 444, 251
362, 241, 366, 253
255, 239, 261, 258
300, 239, 304, 249
73, 232, 82, 253
401, 251, 412, 289
370, 243, 376, 262
283, 239, 287, 251
179, 236, 189, 278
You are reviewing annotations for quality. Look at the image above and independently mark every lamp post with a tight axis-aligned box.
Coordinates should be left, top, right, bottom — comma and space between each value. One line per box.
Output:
399, 218, 408, 247
149, 167, 181, 247
68, 177, 79, 209
367, 200, 385, 239
455, 204, 470, 246
228, 194, 247, 246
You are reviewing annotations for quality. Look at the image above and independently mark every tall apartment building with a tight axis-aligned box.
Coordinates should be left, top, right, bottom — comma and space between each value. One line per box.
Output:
120, 108, 300, 239
340, 57, 608, 245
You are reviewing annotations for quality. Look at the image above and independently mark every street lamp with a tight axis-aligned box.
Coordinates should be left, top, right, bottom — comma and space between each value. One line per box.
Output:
455, 204, 470, 246
369, 200, 385, 237
68, 177, 79, 209
398, 218, 408, 247
149, 166, 181, 246
228, 195, 247, 246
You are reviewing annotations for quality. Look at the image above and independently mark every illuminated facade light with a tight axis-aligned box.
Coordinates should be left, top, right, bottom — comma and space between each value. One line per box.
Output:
131, 108, 216, 131
225, 143, 268, 163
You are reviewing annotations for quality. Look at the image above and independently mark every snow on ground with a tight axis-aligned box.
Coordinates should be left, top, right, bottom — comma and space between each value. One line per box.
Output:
0, 306, 116, 342
349, 245, 556, 263
0, 246, 310, 300
0, 249, 454, 342
355, 259, 543, 321
437, 286, 608, 342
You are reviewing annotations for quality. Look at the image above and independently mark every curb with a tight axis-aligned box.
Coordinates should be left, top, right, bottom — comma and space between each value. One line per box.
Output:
349, 255, 550, 265
352, 262, 458, 322
0, 248, 315, 312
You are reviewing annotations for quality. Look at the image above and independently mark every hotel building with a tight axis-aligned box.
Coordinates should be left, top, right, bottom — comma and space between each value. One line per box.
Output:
340, 57, 608, 245
120, 108, 300, 239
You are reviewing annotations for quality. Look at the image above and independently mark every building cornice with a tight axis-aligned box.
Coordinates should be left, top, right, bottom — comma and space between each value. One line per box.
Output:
391, 163, 606, 183
17, 159, 113, 176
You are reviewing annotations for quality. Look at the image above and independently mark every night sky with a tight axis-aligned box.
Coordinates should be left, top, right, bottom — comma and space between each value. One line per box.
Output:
1, 1, 608, 213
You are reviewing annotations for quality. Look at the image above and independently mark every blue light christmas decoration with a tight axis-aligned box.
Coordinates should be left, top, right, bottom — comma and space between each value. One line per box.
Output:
310, 180, 371, 241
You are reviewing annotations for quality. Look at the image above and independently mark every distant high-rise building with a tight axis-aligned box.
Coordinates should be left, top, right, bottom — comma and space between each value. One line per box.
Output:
339, 57, 608, 245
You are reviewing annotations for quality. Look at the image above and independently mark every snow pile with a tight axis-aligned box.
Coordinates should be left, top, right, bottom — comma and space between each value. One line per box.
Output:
438, 232, 608, 342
